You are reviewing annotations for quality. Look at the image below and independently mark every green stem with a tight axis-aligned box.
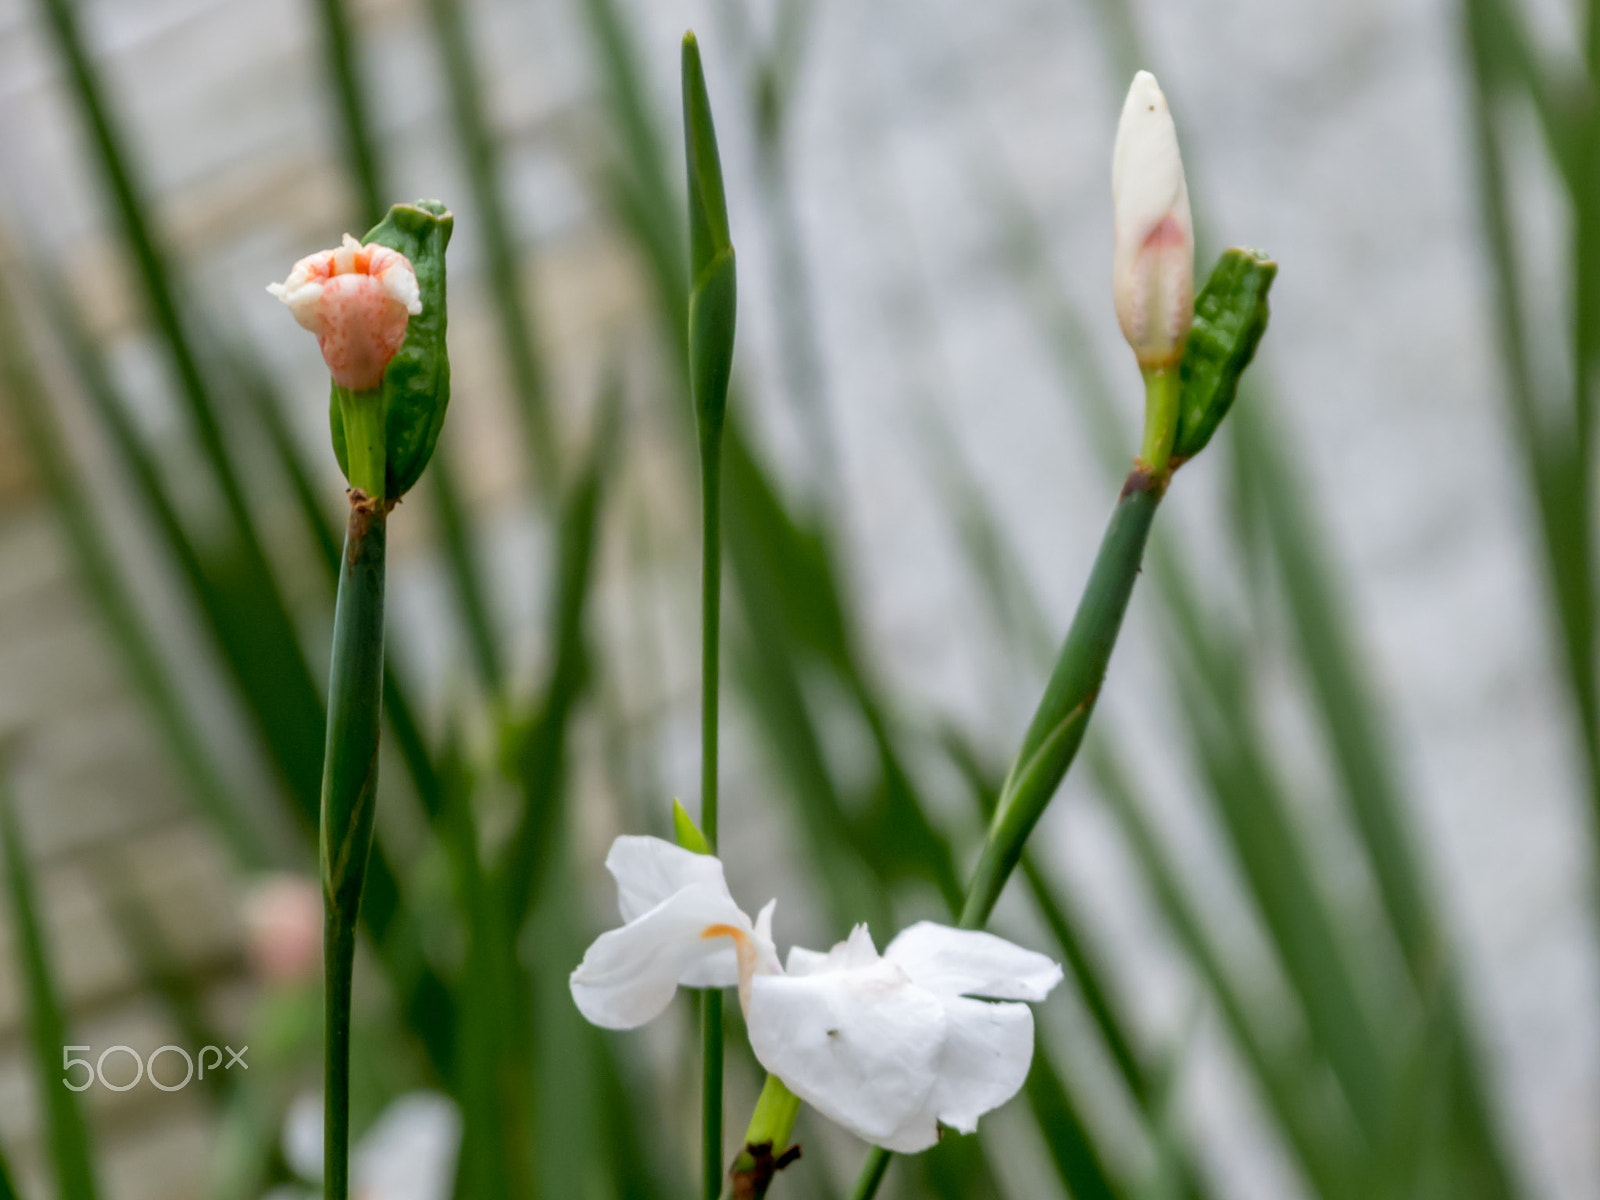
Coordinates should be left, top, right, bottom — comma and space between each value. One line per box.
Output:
851, 469, 1163, 1200
699, 418, 725, 1200
960, 476, 1162, 931
323, 912, 358, 1200
335, 386, 387, 503
321, 497, 388, 1200
1137, 366, 1179, 477
726, 1075, 803, 1199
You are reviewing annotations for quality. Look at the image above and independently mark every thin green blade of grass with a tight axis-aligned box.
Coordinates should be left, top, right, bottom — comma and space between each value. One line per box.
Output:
424, 0, 558, 487
426, 456, 506, 695
33, 0, 328, 791
0, 255, 271, 869
0, 774, 101, 1200
1162, 601, 1396, 1140
1089, 739, 1362, 1200
309, 0, 385, 226
439, 743, 536, 1200
496, 384, 618, 929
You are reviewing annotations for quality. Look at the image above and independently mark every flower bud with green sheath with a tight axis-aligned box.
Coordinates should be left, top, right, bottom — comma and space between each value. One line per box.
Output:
848, 76, 1278, 1200
269, 199, 452, 1200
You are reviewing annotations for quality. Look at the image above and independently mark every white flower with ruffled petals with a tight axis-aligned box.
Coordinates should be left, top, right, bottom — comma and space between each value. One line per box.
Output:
268, 234, 422, 391
569, 836, 778, 1028
746, 922, 1061, 1152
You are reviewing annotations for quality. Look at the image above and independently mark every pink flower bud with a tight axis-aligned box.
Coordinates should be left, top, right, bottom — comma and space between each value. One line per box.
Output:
268, 234, 422, 391
1112, 71, 1194, 370
241, 874, 323, 986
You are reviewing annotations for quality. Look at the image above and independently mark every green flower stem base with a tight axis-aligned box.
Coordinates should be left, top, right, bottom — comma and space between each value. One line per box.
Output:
320, 493, 388, 1200
1137, 367, 1179, 478
727, 1075, 803, 1199
334, 386, 386, 502
850, 470, 1164, 1200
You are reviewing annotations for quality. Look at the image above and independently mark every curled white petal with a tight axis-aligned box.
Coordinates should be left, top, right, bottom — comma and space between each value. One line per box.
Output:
884, 922, 1063, 1001
607, 835, 733, 922
1111, 70, 1194, 368
571, 836, 776, 1028
570, 882, 749, 1028
748, 958, 946, 1145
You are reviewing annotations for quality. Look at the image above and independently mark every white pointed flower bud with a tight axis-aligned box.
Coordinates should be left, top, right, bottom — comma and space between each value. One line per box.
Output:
1112, 71, 1194, 370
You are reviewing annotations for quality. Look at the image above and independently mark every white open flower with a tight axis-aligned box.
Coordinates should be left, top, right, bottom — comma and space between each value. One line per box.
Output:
569, 836, 778, 1028
746, 922, 1062, 1152
268, 1090, 461, 1200
1111, 70, 1194, 370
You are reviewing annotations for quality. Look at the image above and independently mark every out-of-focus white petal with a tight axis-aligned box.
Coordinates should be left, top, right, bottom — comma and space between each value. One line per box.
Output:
282, 1092, 323, 1182
352, 1091, 462, 1200
885, 922, 1064, 1002
747, 960, 946, 1145
606, 836, 732, 922
570, 884, 748, 1028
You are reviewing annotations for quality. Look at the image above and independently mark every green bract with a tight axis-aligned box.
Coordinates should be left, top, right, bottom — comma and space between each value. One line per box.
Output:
330, 200, 454, 499
682, 33, 736, 438
1172, 247, 1277, 463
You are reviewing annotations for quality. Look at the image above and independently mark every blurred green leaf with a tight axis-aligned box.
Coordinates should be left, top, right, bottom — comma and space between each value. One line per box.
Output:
0, 774, 101, 1200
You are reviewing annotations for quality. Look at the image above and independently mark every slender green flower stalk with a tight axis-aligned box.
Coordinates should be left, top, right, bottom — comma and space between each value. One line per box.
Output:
270, 202, 453, 1200
682, 32, 738, 1200
848, 231, 1273, 1197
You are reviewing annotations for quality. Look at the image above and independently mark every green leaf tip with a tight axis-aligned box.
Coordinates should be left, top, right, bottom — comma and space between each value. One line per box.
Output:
1172, 247, 1276, 464
681, 33, 737, 437
672, 798, 713, 856
330, 199, 454, 500
681, 32, 732, 282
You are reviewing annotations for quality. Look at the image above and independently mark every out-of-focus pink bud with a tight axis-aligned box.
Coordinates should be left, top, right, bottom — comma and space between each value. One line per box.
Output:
241, 874, 323, 986
268, 234, 422, 391
1111, 71, 1194, 371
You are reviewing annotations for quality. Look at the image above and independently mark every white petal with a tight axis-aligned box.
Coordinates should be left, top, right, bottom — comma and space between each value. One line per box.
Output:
374, 248, 423, 316
605, 835, 731, 922
570, 884, 747, 1028
785, 945, 830, 976
281, 1091, 323, 1182
353, 1092, 462, 1200
922, 997, 1036, 1141
884, 922, 1063, 1001
1111, 71, 1187, 247
747, 960, 945, 1145
267, 275, 326, 334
